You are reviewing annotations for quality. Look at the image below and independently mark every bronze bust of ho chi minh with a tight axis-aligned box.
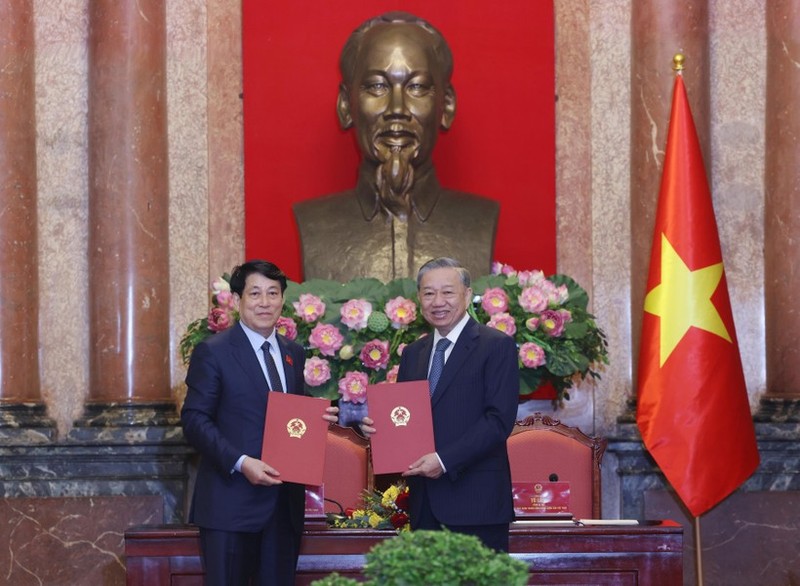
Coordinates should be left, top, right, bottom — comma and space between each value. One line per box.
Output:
293, 11, 499, 282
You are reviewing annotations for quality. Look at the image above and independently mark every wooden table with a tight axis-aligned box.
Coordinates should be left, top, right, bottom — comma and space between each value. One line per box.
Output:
125, 520, 683, 585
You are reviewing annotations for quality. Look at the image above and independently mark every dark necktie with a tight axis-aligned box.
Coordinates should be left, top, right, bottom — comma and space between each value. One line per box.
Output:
262, 341, 284, 392
428, 338, 451, 395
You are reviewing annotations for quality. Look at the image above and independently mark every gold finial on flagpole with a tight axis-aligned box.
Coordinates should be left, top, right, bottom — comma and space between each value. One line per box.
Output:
673, 53, 685, 73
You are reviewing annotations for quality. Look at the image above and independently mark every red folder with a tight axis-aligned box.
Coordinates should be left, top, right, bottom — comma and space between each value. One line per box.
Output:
261, 392, 330, 485
366, 380, 435, 475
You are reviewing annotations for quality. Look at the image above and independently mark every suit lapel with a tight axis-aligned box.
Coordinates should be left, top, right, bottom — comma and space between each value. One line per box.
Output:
275, 335, 298, 394
415, 335, 435, 381
431, 318, 479, 405
229, 323, 270, 393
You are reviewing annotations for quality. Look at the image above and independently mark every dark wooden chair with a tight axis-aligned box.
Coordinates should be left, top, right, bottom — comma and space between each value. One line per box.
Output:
507, 412, 607, 519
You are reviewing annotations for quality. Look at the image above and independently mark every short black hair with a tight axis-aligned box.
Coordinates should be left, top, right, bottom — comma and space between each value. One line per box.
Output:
229, 260, 288, 296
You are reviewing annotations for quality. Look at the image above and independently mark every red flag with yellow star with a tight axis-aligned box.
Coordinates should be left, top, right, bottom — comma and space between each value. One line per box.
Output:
636, 73, 759, 518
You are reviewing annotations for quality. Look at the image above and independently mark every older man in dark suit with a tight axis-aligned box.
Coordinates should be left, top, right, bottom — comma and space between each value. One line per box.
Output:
363, 257, 519, 551
181, 259, 337, 586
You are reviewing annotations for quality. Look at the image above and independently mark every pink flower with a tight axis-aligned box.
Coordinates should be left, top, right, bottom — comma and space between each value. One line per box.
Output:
309, 323, 344, 356
487, 312, 517, 336
539, 280, 569, 305
519, 286, 549, 314
360, 339, 390, 370
519, 342, 546, 368
397, 343, 407, 356
275, 316, 298, 341
554, 284, 569, 305
340, 299, 372, 330
215, 290, 235, 309
517, 270, 545, 287
384, 364, 400, 384
385, 297, 417, 327
492, 261, 517, 276
304, 357, 332, 387
481, 287, 509, 315
293, 293, 325, 323
207, 307, 233, 332
525, 316, 540, 331
339, 371, 369, 403
211, 276, 230, 295
541, 309, 567, 337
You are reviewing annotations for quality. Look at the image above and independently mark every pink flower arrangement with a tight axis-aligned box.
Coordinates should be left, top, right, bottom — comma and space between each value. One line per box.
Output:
360, 339, 390, 370
384, 296, 417, 328
293, 293, 325, 323
339, 370, 369, 403
340, 299, 372, 330
309, 323, 344, 356
304, 356, 332, 387
181, 265, 607, 406
472, 262, 609, 401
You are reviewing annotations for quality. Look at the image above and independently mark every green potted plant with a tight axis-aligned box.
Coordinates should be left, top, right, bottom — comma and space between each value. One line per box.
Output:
311, 529, 529, 586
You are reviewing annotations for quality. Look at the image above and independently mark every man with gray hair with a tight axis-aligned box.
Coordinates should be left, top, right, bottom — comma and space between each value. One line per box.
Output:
362, 257, 519, 551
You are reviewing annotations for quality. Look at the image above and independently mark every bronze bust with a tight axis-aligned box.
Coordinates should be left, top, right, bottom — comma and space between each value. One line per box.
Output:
293, 12, 498, 282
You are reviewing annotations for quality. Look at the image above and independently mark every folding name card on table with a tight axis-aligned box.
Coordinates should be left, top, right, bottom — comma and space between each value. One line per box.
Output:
261, 392, 330, 486
512, 481, 571, 517
366, 380, 435, 475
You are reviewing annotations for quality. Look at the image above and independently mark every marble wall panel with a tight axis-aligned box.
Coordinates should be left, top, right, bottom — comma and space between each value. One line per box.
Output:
0, 495, 162, 586
645, 490, 800, 585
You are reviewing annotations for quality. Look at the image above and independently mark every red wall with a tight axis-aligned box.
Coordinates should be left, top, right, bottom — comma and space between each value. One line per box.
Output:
242, 1, 555, 282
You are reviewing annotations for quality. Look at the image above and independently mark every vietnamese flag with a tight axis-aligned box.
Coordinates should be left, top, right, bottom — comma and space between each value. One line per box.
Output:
636, 73, 759, 518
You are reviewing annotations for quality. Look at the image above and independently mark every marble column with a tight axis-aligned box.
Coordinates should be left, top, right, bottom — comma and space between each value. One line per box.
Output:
760, 0, 800, 419
80, 0, 175, 427
0, 0, 54, 440
628, 0, 710, 406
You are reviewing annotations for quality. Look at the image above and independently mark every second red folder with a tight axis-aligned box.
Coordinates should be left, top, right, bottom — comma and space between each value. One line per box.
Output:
366, 380, 435, 475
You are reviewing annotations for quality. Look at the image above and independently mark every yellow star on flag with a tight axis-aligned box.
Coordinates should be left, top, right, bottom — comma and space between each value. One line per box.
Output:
644, 234, 731, 366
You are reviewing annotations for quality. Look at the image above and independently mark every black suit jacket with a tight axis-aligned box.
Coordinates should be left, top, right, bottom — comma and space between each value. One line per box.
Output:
181, 322, 307, 534
398, 317, 519, 526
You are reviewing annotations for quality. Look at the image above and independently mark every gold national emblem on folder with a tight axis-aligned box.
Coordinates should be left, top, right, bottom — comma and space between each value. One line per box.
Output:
390, 405, 411, 427
286, 417, 307, 438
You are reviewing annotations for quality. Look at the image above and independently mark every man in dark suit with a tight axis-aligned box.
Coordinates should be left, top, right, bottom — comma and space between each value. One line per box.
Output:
181, 259, 337, 585
363, 257, 519, 551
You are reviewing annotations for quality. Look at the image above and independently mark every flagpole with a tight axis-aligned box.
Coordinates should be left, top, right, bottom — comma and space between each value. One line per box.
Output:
674, 51, 706, 586
694, 514, 704, 585
672, 51, 706, 586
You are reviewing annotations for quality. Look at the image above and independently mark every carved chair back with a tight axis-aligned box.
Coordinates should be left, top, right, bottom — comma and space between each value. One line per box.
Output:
507, 412, 607, 519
